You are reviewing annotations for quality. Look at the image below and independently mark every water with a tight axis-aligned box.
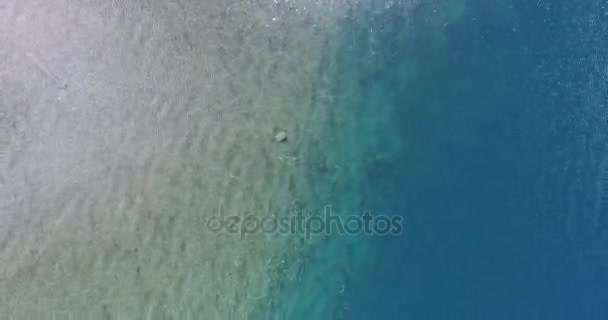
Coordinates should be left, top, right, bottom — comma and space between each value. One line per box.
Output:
1, 0, 607, 318
325, 0, 608, 319
0, 1, 373, 317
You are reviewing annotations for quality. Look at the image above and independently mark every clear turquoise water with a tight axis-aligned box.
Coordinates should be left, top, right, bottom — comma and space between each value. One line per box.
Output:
276, 0, 608, 319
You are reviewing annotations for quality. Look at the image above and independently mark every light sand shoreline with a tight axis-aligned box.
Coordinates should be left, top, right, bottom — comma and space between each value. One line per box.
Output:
0, 0, 410, 317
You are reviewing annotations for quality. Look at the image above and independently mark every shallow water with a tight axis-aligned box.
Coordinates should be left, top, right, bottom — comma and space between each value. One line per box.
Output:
0, 0, 371, 317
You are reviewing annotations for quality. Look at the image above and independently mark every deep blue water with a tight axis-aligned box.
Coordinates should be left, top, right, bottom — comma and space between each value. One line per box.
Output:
343, 0, 608, 319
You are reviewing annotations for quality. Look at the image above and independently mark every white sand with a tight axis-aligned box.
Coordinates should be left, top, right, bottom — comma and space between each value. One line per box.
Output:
0, 0, 413, 318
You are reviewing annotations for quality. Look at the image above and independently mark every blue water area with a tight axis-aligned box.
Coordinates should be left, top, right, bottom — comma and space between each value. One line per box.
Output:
341, 1, 608, 319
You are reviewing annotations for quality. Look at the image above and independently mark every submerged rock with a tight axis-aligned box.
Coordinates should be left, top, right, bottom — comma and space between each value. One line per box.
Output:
274, 131, 287, 143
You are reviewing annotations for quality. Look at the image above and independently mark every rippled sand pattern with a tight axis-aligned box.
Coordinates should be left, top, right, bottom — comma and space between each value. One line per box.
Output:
0, 0, 414, 318
0, 0, 349, 317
